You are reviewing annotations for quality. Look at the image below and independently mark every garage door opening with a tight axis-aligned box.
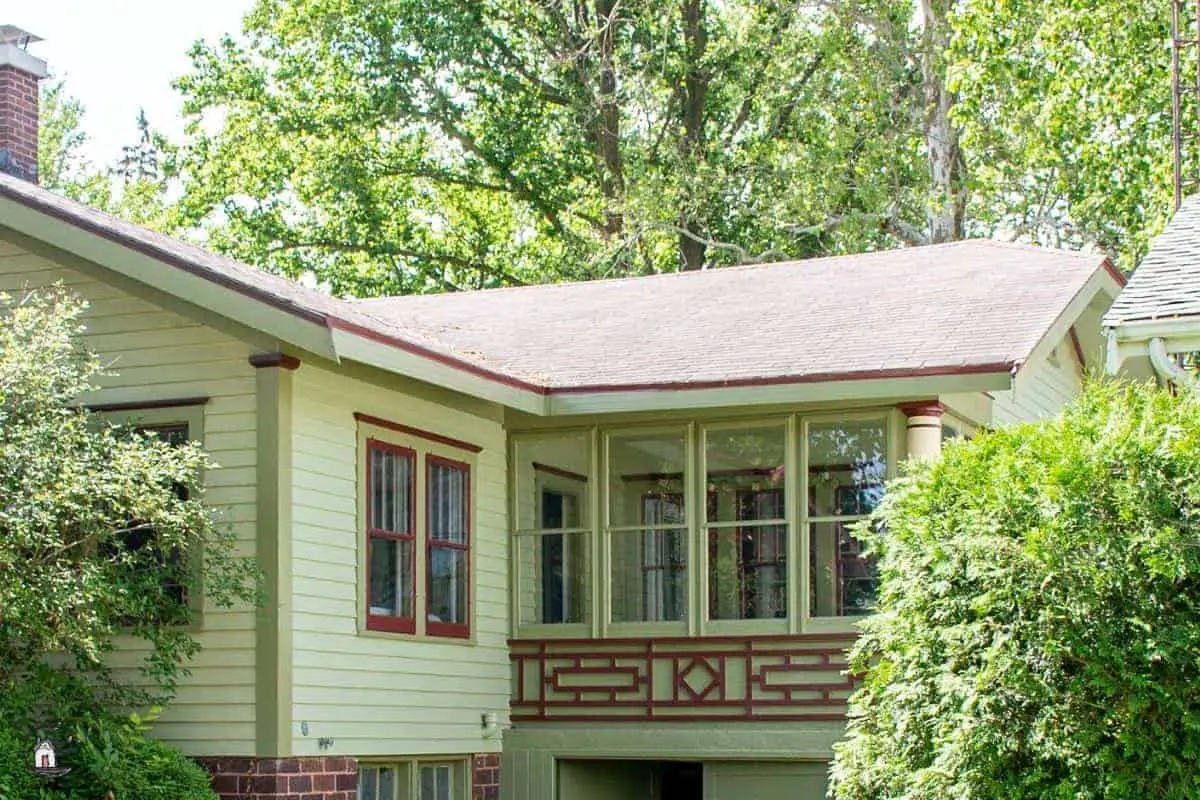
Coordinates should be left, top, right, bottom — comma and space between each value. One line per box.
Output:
556, 759, 703, 800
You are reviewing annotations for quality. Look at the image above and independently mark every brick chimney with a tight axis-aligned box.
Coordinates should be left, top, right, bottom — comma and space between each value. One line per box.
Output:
0, 25, 47, 182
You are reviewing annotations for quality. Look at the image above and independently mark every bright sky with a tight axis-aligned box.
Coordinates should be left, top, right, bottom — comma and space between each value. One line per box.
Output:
15, 1, 255, 166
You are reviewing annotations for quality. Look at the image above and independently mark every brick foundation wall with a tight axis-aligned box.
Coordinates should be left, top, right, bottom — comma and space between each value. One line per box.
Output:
197, 756, 358, 800
472, 754, 501, 800
0, 64, 39, 181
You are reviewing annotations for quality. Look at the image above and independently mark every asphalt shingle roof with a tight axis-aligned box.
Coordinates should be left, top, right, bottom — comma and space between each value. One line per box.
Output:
0, 172, 1113, 394
1104, 196, 1200, 327
356, 241, 1110, 391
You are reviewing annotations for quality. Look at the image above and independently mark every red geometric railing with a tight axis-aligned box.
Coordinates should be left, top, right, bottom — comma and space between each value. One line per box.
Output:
509, 633, 858, 723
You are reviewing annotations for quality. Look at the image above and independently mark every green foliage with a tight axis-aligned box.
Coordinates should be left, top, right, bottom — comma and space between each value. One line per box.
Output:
0, 287, 259, 710
0, 684, 216, 800
831, 380, 1200, 799
169, 0, 930, 292
950, 0, 1175, 270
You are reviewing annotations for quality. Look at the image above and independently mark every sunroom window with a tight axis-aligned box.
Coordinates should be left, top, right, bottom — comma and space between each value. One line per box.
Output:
513, 432, 592, 627
705, 424, 787, 621
510, 412, 896, 636
807, 418, 888, 617
608, 429, 688, 624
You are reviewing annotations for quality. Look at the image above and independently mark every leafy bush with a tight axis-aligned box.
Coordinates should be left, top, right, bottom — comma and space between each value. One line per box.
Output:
0, 684, 216, 800
831, 380, 1200, 799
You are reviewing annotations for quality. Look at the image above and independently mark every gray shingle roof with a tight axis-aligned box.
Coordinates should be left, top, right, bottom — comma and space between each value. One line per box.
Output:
0, 172, 1114, 395
356, 241, 1110, 391
1104, 196, 1200, 327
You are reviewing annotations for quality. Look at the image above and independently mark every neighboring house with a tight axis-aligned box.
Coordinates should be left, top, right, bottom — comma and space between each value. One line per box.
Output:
0, 28, 1125, 800
1104, 196, 1200, 384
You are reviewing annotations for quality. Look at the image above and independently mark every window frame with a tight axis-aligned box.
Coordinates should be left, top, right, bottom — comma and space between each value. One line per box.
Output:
95, 402, 208, 625
510, 409, 906, 639
603, 424, 692, 637
365, 438, 419, 635
425, 454, 472, 639
510, 434, 595, 638
357, 419, 478, 641
358, 758, 469, 800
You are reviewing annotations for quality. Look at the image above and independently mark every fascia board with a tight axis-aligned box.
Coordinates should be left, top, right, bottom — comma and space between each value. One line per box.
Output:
0, 196, 340, 361
1017, 263, 1121, 381
329, 326, 549, 415
544, 370, 1013, 416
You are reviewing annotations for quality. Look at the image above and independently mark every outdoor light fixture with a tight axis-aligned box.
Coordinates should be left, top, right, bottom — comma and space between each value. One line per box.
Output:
481, 711, 499, 739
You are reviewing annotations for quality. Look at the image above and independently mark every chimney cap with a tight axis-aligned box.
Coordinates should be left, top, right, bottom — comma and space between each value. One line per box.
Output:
0, 25, 42, 47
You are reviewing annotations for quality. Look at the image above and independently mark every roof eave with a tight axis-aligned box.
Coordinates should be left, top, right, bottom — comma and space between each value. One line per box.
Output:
544, 367, 1015, 416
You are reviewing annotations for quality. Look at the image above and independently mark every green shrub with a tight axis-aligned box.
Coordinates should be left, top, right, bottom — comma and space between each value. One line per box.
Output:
0, 680, 216, 800
831, 380, 1200, 799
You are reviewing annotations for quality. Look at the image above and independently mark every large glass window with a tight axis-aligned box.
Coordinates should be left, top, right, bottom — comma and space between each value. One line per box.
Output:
608, 430, 688, 623
705, 424, 787, 621
367, 440, 417, 633
427, 457, 470, 638
807, 418, 888, 617
513, 432, 592, 626
511, 412, 894, 635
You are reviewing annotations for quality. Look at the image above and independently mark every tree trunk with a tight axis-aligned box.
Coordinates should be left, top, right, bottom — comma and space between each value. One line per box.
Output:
678, 0, 709, 270
594, 0, 624, 237
920, 0, 964, 244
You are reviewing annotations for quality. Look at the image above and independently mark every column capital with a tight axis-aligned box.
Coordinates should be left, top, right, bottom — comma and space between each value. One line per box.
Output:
899, 400, 945, 419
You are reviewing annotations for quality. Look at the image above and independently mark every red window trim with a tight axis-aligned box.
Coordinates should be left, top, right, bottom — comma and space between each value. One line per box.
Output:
366, 438, 418, 634
425, 454, 472, 639
355, 412, 483, 454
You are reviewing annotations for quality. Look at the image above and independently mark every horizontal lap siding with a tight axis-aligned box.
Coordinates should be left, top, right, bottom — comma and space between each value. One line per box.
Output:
290, 365, 509, 757
991, 340, 1082, 426
0, 239, 259, 756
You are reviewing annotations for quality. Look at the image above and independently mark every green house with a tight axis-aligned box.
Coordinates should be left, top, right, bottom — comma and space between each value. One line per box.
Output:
0, 31, 1125, 800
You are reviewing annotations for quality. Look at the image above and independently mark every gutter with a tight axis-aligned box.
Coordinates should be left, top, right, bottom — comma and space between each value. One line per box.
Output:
1148, 337, 1196, 386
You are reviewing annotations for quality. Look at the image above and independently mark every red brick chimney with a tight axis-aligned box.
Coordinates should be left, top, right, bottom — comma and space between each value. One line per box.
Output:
0, 25, 47, 182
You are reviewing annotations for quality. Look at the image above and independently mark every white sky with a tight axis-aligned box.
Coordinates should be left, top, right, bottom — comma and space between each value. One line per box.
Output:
14, 1, 255, 166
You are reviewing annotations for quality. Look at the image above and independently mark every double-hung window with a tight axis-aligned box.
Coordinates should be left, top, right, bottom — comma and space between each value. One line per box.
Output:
426, 456, 470, 638
366, 440, 418, 633
361, 418, 475, 639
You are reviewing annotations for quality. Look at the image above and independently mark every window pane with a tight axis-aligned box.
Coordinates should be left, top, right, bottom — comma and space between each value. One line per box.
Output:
807, 420, 888, 516
429, 460, 468, 545
428, 546, 468, 626
809, 521, 876, 617
705, 425, 785, 523
378, 766, 396, 800
419, 764, 453, 800
517, 532, 591, 625
611, 525, 688, 622
709, 523, 787, 620
370, 444, 413, 533
608, 430, 687, 527
369, 537, 413, 618
360, 767, 378, 800
515, 432, 590, 531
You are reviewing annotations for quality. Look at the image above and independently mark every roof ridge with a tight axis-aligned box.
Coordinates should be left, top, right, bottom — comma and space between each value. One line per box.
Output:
357, 238, 1101, 306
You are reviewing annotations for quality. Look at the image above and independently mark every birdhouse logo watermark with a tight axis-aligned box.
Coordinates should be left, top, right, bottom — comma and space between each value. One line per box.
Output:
32, 739, 70, 779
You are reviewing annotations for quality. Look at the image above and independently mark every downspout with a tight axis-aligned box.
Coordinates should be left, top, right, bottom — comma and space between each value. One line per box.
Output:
1148, 337, 1197, 386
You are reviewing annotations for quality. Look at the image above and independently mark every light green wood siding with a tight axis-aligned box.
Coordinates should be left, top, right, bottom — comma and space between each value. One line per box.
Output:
0, 234, 260, 756
991, 338, 1083, 426
289, 364, 509, 757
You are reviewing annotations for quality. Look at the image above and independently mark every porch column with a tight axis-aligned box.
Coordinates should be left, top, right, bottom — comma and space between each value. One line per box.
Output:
900, 401, 944, 461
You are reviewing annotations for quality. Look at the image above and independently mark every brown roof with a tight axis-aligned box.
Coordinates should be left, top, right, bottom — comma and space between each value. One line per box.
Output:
0, 172, 1114, 396
355, 241, 1114, 391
